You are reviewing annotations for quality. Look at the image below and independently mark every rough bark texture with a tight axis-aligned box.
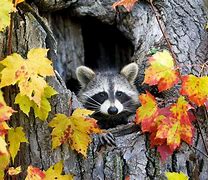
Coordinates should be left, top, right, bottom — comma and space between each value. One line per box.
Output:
0, 0, 208, 179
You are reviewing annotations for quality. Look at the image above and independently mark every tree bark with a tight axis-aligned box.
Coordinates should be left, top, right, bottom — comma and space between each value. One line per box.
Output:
1, 0, 207, 179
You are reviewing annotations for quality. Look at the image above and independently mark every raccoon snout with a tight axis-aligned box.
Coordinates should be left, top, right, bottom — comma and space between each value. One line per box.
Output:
108, 106, 118, 115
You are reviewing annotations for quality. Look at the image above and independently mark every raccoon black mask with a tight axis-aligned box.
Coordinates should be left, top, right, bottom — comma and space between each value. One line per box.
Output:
76, 63, 139, 129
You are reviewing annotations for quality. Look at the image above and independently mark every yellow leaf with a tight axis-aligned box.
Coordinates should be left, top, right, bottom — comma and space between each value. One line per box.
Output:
166, 172, 189, 180
0, 150, 10, 179
8, 127, 28, 162
0, 0, 15, 32
8, 166, 21, 175
49, 109, 102, 157
45, 161, 73, 180
15, 86, 57, 120
0, 48, 55, 106
0, 136, 7, 154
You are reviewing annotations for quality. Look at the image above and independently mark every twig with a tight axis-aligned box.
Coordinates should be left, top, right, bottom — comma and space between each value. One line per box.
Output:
194, 115, 208, 155
149, 1, 182, 78
189, 144, 208, 159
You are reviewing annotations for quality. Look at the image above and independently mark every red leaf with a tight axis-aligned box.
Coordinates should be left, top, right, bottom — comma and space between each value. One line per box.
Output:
157, 144, 173, 161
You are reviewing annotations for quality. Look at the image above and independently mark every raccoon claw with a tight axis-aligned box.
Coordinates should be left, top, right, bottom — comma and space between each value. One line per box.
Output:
99, 132, 116, 146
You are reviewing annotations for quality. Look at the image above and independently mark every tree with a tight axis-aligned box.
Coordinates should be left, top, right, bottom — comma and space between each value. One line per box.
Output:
0, 0, 207, 179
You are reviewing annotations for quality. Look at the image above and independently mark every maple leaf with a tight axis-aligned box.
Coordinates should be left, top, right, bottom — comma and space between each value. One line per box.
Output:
8, 127, 28, 162
0, 0, 15, 32
135, 92, 164, 132
8, 166, 21, 176
112, 0, 138, 12
0, 90, 15, 122
144, 50, 179, 92
156, 97, 194, 152
181, 75, 208, 106
165, 172, 189, 180
15, 86, 57, 121
44, 161, 73, 180
25, 166, 45, 180
49, 109, 101, 157
0, 48, 55, 107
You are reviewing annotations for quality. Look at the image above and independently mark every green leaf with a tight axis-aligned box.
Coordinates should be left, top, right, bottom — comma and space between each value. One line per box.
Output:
8, 127, 28, 162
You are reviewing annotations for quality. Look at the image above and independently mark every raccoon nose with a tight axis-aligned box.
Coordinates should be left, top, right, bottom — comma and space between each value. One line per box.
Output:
108, 106, 118, 115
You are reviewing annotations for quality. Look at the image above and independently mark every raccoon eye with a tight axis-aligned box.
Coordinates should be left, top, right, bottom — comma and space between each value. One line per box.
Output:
116, 91, 123, 97
99, 92, 106, 97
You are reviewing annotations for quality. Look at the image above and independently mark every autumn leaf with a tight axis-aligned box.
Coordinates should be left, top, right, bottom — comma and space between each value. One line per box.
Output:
166, 172, 189, 180
8, 166, 21, 176
0, 0, 15, 32
49, 109, 102, 157
8, 127, 28, 162
0, 136, 7, 154
144, 50, 179, 92
112, 0, 138, 12
14, 0, 24, 7
181, 75, 208, 106
0, 122, 10, 136
0, 48, 55, 107
156, 96, 194, 152
0, 90, 15, 122
15, 86, 57, 121
25, 166, 45, 180
157, 144, 173, 161
135, 92, 159, 132
44, 161, 73, 180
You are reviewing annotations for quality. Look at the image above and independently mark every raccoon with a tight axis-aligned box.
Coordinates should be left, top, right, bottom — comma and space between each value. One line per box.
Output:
76, 63, 139, 129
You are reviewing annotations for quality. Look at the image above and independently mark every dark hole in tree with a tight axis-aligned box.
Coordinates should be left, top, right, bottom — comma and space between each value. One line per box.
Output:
65, 17, 134, 93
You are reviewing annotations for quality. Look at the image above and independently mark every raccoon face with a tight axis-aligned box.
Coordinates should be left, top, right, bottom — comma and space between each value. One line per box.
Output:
76, 63, 139, 117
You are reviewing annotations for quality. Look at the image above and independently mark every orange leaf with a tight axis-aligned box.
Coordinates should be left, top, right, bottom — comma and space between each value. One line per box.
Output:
135, 92, 163, 132
112, 0, 138, 12
14, 0, 24, 7
181, 75, 208, 106
0, 122, 10, 136
8, 166, 21, 176
0, 91, 15, 122
144, 50, 179, 92
25, 166, 45, 180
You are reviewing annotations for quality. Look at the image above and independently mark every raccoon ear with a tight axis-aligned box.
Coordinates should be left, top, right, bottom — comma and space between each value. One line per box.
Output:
76, 66, 95, 87
120, 63, 138, 84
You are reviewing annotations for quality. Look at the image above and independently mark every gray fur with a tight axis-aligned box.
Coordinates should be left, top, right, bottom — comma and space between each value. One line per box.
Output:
76, 63, 139, 129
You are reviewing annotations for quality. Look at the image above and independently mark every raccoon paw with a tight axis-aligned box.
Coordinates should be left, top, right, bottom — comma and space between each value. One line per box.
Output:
98, 132, 116, 146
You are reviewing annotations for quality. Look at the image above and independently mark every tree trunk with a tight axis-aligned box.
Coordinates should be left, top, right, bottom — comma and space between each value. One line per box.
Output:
1, 0, 207, 179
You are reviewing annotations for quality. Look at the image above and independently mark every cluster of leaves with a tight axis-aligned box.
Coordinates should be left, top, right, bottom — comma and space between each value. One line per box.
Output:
113, 1, 207, 178
0, 1, 102, 178
135, 50, 208, 160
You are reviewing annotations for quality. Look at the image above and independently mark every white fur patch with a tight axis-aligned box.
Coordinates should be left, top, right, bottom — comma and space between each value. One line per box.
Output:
100, 99, 124, 115
100, 100, 110, 114
114, 99, 123, 114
